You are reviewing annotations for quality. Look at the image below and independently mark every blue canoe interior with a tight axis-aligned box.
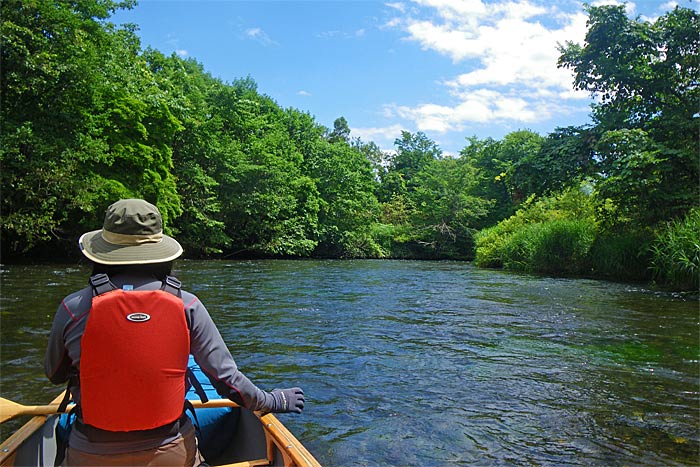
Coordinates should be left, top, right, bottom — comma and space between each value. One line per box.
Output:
0, 359, 321, 467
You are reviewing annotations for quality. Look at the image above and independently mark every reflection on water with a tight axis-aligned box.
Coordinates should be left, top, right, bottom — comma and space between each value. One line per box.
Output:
1, 260, 698, 465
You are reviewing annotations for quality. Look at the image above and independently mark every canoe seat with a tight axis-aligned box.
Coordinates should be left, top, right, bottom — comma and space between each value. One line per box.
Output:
214, 459, 270, 467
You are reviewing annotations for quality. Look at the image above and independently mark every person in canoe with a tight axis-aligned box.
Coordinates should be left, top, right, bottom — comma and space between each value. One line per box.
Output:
44, 199, 305, 466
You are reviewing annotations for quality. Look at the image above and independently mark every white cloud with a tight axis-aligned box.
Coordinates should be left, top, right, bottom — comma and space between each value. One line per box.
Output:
661, 0, 678, 9
351, 124, 405, 149
297, 90, 312, 97
405, 21, 482, 61
591, 0, 636, 15
388, 88, 542, 134
176, 49, 188, 57
493, 0, 548, 19
385, 2, 407, 14
384, 0, 592, 133
245, 27, 278, 46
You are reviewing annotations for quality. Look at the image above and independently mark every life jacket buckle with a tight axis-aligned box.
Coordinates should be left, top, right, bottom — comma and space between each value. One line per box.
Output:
162, 275, 182, 297
89, 274, 116, 296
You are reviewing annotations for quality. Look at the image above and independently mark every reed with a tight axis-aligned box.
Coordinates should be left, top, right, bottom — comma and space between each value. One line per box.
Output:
499, 219, 596, 275
587, 230, 653, 282
474, 187, 597, 273
650, 208, 700, 290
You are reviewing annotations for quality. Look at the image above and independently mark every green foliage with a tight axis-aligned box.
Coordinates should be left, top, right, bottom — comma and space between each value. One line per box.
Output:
304, 129, 380, 258
0, 0, 150, 251
587, 229, 653, 282
559, 5, 699, 227
327, 116, 351, 144
475, 188, 657, 282
459, 136, 509, 224
376, 132, 494, 260
458, 132, 547, 225
406, 157, 491, 259
1, 0, 695, 292
531, 126, 598, 194
144, 51, 231, 255
501, 219, 597, 275
650, 208, 700, 290
474, 187, 597, 270
495, 130, 545, 204
593, 128, 693, 227
378, 131, 441, 202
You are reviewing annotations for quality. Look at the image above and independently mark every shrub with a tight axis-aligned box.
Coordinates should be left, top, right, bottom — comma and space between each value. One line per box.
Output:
530, 219, 596, 274
500, 219, 596, 275
474, 225, 508, 268
475, 186, 596, 270
587, 229, 653, 282
650, 208, 700, 291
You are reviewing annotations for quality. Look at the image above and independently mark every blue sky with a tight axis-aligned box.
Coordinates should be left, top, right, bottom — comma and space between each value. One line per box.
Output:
111, 0, 693, 155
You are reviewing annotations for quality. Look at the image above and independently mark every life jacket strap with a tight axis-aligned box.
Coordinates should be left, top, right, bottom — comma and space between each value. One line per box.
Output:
161, 275, 182, 297
56, 384, 72, 414
74, 413, 190, 443
89, 273, 182, 297
56, 372, 79, 413
186, 367, 209, 404
89, 273, 116, 296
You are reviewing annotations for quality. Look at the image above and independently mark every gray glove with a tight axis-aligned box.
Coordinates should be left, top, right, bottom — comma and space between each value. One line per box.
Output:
269, 387, 305, 414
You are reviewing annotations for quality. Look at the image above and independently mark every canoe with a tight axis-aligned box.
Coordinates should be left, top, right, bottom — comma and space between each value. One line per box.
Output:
0, 391, 321, 467
1, 356, 320, 467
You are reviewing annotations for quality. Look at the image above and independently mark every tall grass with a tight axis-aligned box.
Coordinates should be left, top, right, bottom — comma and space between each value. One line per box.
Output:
496, 219, 596, 275
587, 230, 653, 282
475, 187, 598, 274
650, 208, 700, 291
474, 187, 698, 291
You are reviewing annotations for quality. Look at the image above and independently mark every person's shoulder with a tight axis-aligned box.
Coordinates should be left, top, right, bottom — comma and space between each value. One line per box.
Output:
58, 285, 93, 316
180, 289, 202, 308
63, 284, 93, 301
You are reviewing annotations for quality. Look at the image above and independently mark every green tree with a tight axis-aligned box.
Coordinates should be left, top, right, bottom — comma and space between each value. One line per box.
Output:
593, 128, 694, 227
391, 131, 442, 183
352, 138, 388, 183
0, 0, 183, 255
378, 131, 441, 202
558, 5, 699, 226
533, 126, 599, 194
327, 116, 351, 144
211, 81, 319, 257
408, 158, 492, 258
144, 50, 230, 255
82, 32, 183, 227
495, 130, 545, 204
306, 134, 381, 257
460, 132, 543, 226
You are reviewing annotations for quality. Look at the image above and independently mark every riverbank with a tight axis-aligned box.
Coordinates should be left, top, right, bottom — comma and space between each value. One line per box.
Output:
473, 194, 699, 293
4, 194, 698, 293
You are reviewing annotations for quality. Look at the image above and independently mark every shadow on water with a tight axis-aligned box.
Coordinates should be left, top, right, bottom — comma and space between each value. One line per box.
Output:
1, 260, 698, 466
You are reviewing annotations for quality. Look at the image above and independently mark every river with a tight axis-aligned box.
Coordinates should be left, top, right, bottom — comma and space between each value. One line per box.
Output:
1, 260, 698, 466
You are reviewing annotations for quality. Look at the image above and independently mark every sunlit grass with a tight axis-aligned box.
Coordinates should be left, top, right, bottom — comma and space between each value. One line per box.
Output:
650, 208, 700, 291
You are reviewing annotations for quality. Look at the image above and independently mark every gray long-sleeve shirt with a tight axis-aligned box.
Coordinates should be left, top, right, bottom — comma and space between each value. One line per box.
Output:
44, 272, 278, 454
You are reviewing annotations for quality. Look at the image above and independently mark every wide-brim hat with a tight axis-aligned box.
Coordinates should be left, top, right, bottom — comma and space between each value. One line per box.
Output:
79, 199, 183, 265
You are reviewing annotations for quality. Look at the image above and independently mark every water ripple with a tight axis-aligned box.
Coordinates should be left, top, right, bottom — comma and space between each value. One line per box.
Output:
2, 260, 698, 466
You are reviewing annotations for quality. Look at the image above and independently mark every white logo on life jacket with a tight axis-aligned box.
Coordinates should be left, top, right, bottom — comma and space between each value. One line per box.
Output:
126, 313, 151, 322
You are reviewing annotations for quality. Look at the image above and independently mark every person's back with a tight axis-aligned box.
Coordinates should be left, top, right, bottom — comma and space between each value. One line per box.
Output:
45, 199, 305, 466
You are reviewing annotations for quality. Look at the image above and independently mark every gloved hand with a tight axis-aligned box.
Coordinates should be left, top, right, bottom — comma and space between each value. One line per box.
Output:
270, 387, 305, 414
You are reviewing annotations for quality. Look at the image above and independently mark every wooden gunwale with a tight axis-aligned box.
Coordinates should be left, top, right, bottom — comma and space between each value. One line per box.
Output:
0, 393, 321, 467
0, 393, 66, 467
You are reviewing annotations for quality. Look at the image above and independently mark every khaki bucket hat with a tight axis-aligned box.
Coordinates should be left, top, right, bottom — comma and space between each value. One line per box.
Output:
79, 199, 183, 265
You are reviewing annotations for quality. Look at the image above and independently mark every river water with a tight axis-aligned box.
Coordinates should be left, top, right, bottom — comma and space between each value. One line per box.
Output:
1, 260, 698, 466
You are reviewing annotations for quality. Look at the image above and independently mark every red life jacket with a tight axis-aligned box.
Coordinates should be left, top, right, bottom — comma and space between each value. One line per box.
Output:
79, 276, 190, 432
